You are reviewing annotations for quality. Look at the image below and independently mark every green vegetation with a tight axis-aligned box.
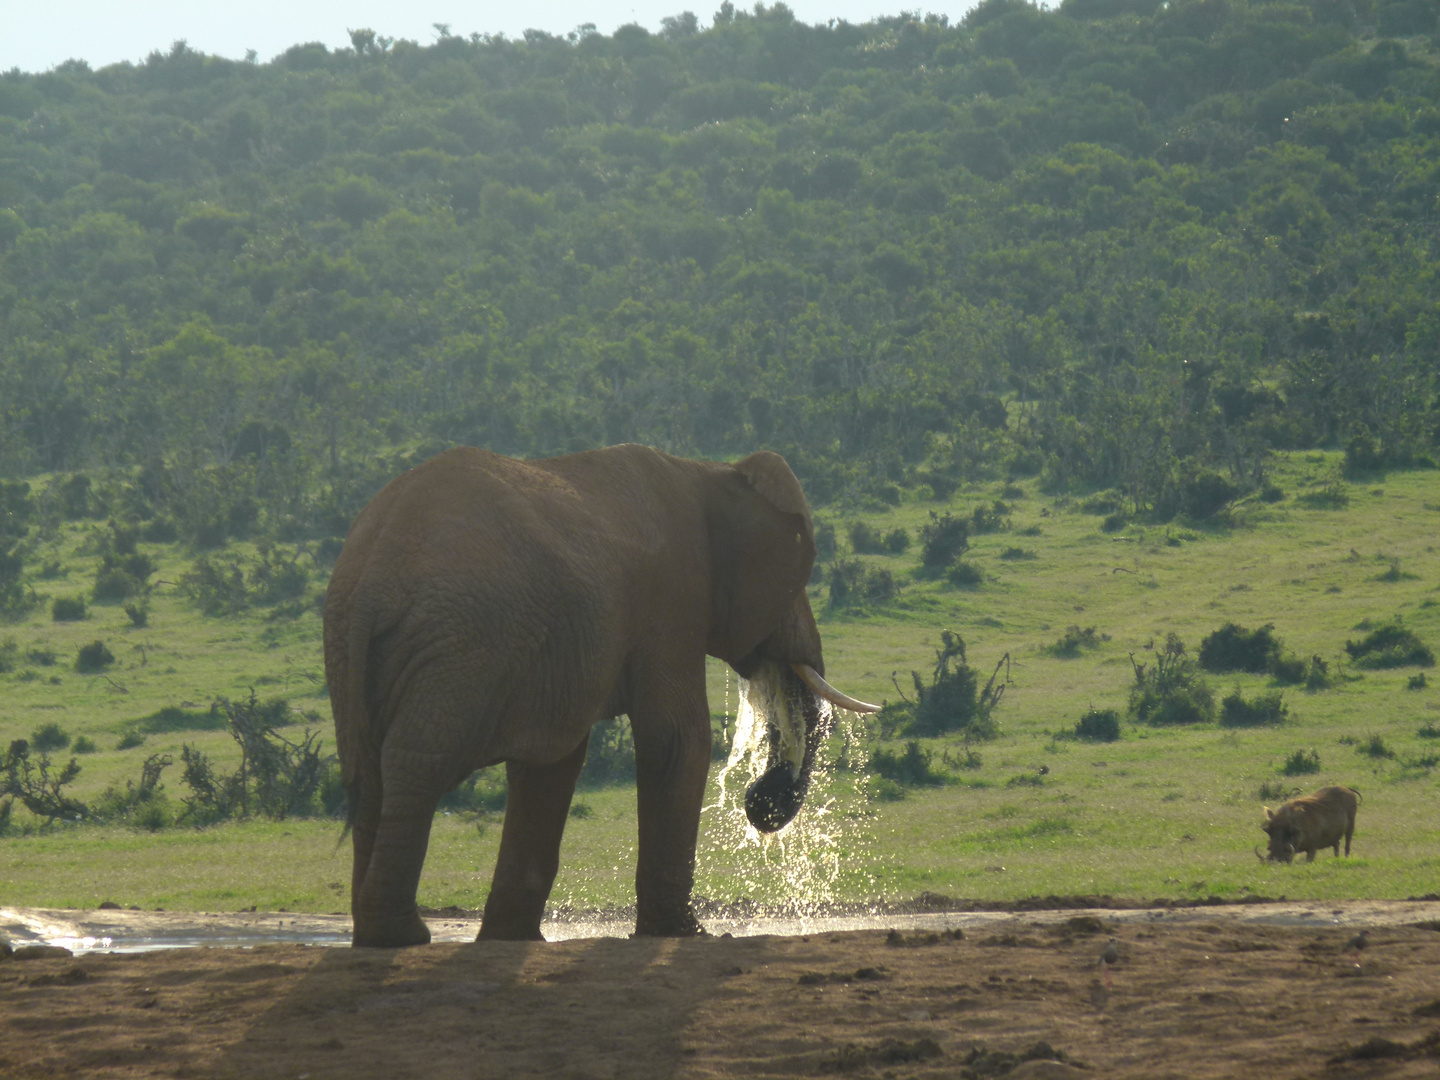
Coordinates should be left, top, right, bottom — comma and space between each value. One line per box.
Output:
1345, 619, 1435, 668
1219, 689, 1288, 728
1073, 708, 1121, 742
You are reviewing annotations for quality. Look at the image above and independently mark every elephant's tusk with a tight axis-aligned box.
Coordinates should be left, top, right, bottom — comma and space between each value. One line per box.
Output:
792, 664, 882, 714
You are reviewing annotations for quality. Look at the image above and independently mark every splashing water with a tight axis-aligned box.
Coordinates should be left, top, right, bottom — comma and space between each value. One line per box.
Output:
701, 663, 875, 922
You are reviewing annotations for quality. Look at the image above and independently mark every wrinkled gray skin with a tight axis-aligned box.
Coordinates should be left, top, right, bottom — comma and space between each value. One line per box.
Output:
324, 444, 844, 947
1257, 785, 1361, 863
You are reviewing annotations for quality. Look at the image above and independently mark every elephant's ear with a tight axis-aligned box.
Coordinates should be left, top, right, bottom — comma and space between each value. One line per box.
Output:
709, 451, 817, 667
733, 451, 813, 530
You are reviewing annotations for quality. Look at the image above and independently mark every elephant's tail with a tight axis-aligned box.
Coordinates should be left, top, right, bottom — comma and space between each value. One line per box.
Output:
326, 584, 384, 849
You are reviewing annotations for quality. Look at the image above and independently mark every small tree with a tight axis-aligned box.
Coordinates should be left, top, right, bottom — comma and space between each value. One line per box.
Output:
886, 630, 1008, 739
179, 692, 329, 823
1128, 633, 1215, 725
919, 512, 969, 573
2, 739, 86, 823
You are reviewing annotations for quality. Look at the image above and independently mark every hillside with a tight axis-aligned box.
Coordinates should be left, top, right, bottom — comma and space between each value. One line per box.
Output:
1, 0, 1437, 542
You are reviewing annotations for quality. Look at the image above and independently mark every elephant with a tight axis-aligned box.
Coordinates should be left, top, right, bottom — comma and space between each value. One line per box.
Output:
323, 443, 878, 947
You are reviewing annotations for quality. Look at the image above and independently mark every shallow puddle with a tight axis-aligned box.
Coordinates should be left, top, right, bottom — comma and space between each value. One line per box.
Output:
3, 899, 1437, 954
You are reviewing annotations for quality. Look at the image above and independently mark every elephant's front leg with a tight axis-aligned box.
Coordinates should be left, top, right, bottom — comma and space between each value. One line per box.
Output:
478, 734, 590, 941
631, 686, 712, 937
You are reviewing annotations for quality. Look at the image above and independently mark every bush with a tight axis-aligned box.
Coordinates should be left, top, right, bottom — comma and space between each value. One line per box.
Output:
1281, 748, 1321, 775
1408, 673, 1426, 690
919, 511, 968, 572
1257, 779, 1297, 801
1198, 623, 1280, 674
438, 768, 508, 812
181, 556, 250, 616
1, 739, 85, 823
848, 521, 886, 554
1175, 467, 1239, 520
971, 501, 1009, 534
30, 722, 70, 752
869, 741, 947, 786
92, 753, 174, 830
72, 736, 97, 754
124, 602, 148, 628
178, 691, 332, 823
1345, 620, 1434, 669
578, 718, 636, 788
51, 596, 87, 621
999, 547, 1036, 561
1219, 690, 1287, 727
828, 559, 899, 610
116, 731, 145, 750
814, 521, 837, 562
75, 640, 115, 673
1418, 723, 1440, 739
1074, 707, 1121, 741
1357, 733, 1393, 759
947, 562, 982, 588
1128, 634, 1214, 725
883, 630, 1007, 740
883, 528, 910, 554
1049, 626, 1108, 658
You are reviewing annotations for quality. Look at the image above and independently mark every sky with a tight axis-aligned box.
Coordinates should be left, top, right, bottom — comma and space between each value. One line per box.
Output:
2, 0, 975, 74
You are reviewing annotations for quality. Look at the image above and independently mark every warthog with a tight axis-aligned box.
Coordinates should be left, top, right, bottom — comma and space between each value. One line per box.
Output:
1256, 785, 1361, 863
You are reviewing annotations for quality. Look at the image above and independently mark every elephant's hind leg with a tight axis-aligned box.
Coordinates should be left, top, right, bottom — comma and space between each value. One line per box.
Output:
352, 747, 443, 948
478, 735, 590, 941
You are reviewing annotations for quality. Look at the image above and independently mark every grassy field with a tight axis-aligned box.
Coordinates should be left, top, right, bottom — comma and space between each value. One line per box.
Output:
2, 449, 1438, 915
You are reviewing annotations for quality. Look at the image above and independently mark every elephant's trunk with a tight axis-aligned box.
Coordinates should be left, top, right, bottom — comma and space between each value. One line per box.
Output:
742, 664, 862, 833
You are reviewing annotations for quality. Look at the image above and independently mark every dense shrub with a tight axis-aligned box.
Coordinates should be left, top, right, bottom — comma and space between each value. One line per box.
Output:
813, 521, 837, 562
1281, 748, 1321, 775
848, 521, 886, 554
1128, 634, 1214, 725
30, 722, 70, 752
51, 596, 87, 621
72, 736, 97, 754
74, 640, 115, 673
1048, 625, 1107, 658
1357, 733, 1393, 759
919, 512, 969, 573
947, 562, 983, 588
970, 501, 1010, 534
828, 559, 898, 610
882, 630, 1007, 740
1219, 690, 1287, 727
1199, 623, 1280, 674
1345, 620, 1434, 668
1, 738, 85, 823
869, 741, 948, 786
92, 753, 174, 830
1074, 708, 1121, 741
178, 691, 332, 823
882, 528, 910, 554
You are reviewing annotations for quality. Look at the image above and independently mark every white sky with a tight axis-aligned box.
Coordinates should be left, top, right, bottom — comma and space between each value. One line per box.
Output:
3, 0, 975, 74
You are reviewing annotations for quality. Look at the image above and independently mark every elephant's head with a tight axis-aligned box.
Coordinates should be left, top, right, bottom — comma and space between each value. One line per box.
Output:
706, 451, 879, 833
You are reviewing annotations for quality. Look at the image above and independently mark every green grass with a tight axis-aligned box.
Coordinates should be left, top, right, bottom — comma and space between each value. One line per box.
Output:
3, 451, 1439, 913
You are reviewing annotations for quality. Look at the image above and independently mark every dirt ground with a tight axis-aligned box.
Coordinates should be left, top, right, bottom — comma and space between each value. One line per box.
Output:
3, 907, 1440, 1080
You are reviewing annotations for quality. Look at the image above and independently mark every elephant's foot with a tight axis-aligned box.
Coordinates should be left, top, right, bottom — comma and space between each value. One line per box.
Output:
477, 884, 547, 941
352, 909, 432, 948
633, 905, 706, 937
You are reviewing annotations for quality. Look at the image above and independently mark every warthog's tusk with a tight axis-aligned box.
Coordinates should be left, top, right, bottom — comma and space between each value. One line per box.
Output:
1254, 845, 1269, 863
792, 664, 881, 714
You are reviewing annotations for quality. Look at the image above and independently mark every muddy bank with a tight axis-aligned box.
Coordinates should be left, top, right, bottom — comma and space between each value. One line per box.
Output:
3, 910, 1440, 1079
